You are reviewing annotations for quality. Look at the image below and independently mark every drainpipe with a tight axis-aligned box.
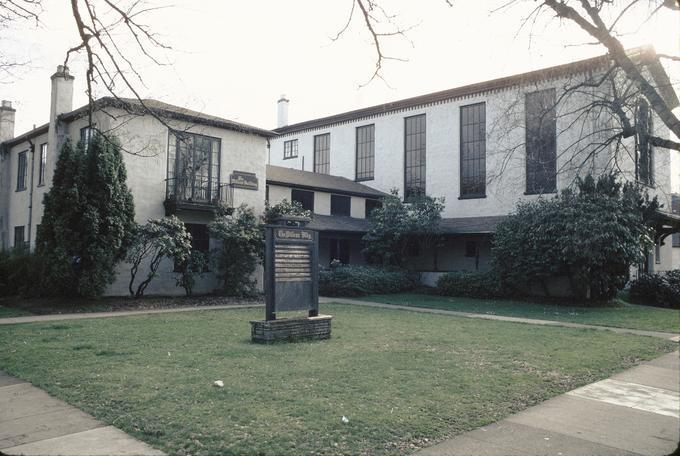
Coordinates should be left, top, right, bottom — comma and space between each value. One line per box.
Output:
27, 139, 35, 249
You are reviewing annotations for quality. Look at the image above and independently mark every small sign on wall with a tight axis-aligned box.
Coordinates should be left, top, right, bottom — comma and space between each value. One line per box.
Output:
230, 171, 259, 190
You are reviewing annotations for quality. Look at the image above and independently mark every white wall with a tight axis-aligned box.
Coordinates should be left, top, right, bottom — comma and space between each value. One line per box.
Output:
3, 108, 269, 296
266, 183, 371, 219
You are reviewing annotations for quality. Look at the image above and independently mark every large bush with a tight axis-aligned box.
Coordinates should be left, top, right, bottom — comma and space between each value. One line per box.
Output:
629, 270, 680, 309
436, 270, 507, 299
36, 135, 135, 297
0, 248, 44, 297
319, 265, 417, 297
363, 190, 444, 266
209, 205, 263, 297
492, 173, 658, 302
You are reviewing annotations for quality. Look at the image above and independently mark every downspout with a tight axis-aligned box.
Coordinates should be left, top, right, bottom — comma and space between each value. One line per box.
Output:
266, 138, 271, 165
26, 139, 35, 249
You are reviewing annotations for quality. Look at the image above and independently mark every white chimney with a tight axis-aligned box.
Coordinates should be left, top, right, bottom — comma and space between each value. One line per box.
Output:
0, 100, 15, 142
277, 94, 289, 128
50, 65, 74, 121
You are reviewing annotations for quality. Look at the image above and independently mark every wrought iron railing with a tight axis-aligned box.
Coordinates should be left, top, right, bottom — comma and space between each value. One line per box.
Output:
165, 177, 233, 209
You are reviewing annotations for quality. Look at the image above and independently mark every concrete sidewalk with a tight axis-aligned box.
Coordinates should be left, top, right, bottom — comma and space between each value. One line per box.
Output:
0, 372, 164, 455
416, 351, 680, 456
0, 303, 263, 326
322, 297, 680, 341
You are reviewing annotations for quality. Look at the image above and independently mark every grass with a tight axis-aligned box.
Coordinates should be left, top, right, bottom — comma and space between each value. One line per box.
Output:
0, 305, 31, 318
355, 293, 680, 333
0, 304, 675, 455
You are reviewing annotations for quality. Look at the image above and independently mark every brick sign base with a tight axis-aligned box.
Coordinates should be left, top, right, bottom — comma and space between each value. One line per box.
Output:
250, 315, 332, 343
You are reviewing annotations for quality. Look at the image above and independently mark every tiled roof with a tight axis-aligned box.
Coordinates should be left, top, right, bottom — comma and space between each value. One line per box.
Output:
274, 46, 675, 136
266, 165, 388, 198
307, 215, 373, 233
438, 216, 507, 234
62, 97, 277, 138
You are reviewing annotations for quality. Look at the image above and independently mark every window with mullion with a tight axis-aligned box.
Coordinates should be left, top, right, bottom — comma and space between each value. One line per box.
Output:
167, 130, 221, 202
460, 103, 486, 198
284, 139, 298, 159
314, 133, 330, 174
404, 114, 426, 200
636, 99, 654, 186
356, 124, 375, 181
16, 151, 27, 191
525, 89, 557, 194
38, 143, 47, 186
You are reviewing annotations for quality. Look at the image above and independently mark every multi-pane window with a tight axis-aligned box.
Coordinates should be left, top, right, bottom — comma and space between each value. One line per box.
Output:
330, 194, 351, 217
314, 133, 330, 174
16, 151, 27, 191
167, 131, 221, 203
636, 99, 653, 186
460, 103, 486, 198
291, 189, 314, 212
525, 89, 557, 194
356, 124, 375, 181
404, 114, 426, 199
283, 139, 298, 159
38, 143, 47, 186
13, 226, 24, 249
80, 126, 93, 148
365, 199, 381, 218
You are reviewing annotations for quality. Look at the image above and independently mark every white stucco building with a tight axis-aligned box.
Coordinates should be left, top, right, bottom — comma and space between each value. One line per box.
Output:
0, 66, 275, 296
269, 47, 680, 281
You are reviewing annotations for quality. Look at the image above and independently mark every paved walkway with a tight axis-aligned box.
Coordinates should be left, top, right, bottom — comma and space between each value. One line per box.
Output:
415, 350, 680, 456
0, 371, 164, 455
0, 303, 263, 326
321, 297, 680, 341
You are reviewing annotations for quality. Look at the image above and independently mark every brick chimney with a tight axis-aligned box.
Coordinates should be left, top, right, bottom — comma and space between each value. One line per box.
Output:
0, 100, 15, 143
277, 94, 289, 128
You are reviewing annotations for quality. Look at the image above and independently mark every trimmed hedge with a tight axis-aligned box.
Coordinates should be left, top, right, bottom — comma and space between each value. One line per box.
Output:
436, 270, 507, 299
629, 270, 680, 309
319, 265, 417, 297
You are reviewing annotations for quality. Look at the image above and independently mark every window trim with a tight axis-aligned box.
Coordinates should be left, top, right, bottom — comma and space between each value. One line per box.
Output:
330, 194, 351, 217
459, 102, 487, 199
525, 88, 557, 195
355, 123, 375, 182
291, 188, 315, 212
404, 113, 427, 201
313, 133, 330, 174
16, 150, 27, 192
283, 139, 298, 160
38, 143, 47, 186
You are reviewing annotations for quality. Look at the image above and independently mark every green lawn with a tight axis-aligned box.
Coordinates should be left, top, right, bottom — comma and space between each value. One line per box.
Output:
0, 304, 674, 455
355, 293, 680, 333
0, 305, 31, 318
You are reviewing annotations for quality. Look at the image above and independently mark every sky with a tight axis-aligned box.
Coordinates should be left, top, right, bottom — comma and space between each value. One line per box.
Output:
1, 0, 679, 135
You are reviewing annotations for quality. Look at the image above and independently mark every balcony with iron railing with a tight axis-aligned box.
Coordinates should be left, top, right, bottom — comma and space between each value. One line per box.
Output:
164, 177, 233, 215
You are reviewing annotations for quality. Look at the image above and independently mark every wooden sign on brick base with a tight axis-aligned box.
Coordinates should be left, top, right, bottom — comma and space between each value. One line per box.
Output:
250, 216, 331, 343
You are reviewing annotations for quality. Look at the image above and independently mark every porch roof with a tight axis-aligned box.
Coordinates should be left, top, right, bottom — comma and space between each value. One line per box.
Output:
438, 216, 507, 234
307, 215, 373, 233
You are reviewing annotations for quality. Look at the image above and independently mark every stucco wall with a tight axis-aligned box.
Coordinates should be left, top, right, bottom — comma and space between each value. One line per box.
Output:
2, 108, 269, 296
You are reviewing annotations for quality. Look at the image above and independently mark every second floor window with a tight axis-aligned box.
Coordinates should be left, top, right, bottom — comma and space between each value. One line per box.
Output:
167, 131, 221, 203
405, 114, 426, 200
80, 126, 93, 148
314, 133, 330, 174
460, 103, 486, 198
636, 99, 653, 186
38, 143, 47, 186
16, 151, 27, 191
331, 194, 351, 217
291, 188, 314, 212
284, 139, 298, 159
525, 89, 557, 195
356, 124, 375, 181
